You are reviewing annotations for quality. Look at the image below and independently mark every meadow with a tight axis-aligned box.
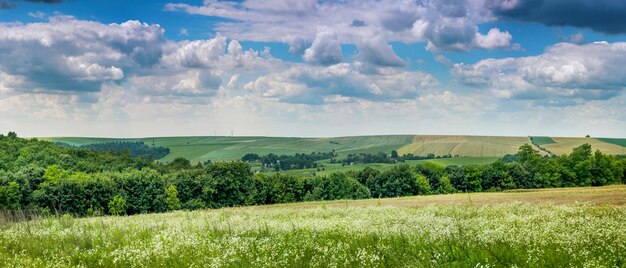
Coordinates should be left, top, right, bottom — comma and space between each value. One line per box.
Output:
1, 186, 624, 267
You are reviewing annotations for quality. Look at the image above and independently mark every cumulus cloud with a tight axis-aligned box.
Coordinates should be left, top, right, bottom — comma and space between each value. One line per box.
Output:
244, 63, 438, 104
165, 0, 518, 63
0, 17, 165, 92
303, 30, 343, 65
356, 35, 405, 67
487, 0, 626, 34
453, 41, 626, 105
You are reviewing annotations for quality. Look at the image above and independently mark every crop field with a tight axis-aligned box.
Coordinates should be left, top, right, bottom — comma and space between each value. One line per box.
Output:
396, 135, 543, 157
44, 135, 624, 164
542, 137, 626, 156
1, 186, 624, 267
45, 136, 414, 163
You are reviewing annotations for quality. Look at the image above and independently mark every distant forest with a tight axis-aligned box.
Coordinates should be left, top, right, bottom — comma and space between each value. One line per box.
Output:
55, 141, 169, 160
0, 132, 624, 217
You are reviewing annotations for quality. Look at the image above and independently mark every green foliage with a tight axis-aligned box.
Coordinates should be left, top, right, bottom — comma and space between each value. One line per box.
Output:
43, 165, 67, 185
0, 181, 21, 210
69, 141, 170, 160
437, 176, 456, 194
305, 172, 371, 201
165, 184, 181, 211
205, 161, 256, 208
368, 164, 417, 197
0, 135, 624, 218
415, 174, 431, 195
108, 195, 126, 216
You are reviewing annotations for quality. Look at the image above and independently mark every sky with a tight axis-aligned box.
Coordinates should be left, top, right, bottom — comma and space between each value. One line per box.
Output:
0, 0, 625, 138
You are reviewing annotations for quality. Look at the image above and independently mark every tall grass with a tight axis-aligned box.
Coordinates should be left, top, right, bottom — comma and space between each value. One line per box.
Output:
1, 202, 624, 267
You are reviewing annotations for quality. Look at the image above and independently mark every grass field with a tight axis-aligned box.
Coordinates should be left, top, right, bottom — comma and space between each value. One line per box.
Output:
1, 186, 624, 267
598, 138, 626, 147
530, 136, 556, 146
44, 135, 625, 164
542, 137, 626, 156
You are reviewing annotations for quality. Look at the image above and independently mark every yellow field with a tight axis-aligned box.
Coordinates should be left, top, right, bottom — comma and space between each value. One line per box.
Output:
542, 137, 626, 155
397, 135, 542, 157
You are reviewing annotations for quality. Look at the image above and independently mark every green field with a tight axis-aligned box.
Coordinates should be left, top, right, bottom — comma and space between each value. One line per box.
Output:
598, 138, 626, 147
530, 136, 556, 146
1, 186, 624, 267
44, 135, 625, 164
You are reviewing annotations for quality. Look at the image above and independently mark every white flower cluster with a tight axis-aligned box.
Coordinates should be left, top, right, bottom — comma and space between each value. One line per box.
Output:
0, 202, 624, 267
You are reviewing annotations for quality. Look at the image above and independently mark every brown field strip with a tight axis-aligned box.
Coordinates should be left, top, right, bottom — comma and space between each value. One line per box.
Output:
243, 185, 626, 210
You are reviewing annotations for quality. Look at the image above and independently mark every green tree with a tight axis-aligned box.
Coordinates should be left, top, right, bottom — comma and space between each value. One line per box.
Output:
0, 181, 21, 210
168, 157, 192, 170
108, 194, 126, 215
437, 176, 456, 194
206, 161, 256, 207
415, 174, 430, 195
43, 165, 67, 185
165, 184, 181, 211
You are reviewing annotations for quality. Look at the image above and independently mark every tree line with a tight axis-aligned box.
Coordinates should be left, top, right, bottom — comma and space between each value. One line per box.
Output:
340, 151, 451, 165
55, 141, 170, 161
241, 152, 336, 171
0, 132, 624, 217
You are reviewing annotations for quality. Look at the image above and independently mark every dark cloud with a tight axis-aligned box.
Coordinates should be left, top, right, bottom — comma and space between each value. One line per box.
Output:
350, 19, 365, 27
488, 0, 626, 34
0, 0, 65, 9
0, 0, 16, 8
380, 9, 420, 32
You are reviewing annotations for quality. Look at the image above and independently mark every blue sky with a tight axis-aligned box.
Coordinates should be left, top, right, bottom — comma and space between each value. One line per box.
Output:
0, 0, 625, 138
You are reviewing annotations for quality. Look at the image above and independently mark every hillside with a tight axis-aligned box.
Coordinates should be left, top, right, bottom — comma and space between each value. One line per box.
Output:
44, 135, 625, 163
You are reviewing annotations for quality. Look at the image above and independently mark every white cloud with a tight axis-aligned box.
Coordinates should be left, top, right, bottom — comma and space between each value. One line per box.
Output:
0, 17, 165, 92
356, 35, 405, 67
166, 0, 518, 64
244, 62, 438, 104
453, 42, 626, 104
303, 29, 343, 65
27, 11, 47, 19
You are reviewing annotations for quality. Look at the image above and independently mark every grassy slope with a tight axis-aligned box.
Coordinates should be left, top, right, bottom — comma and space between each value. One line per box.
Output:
542, 137, 626, 155
397, 135, 541, 157
598, 138, 626, 148
530, 136, 556, 145
45, 135, 415, 163
1, 186, 624, 267
44, 135, 625, 163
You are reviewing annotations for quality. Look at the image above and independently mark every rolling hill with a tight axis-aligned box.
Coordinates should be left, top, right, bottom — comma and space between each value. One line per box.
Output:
43, 135, 625, 163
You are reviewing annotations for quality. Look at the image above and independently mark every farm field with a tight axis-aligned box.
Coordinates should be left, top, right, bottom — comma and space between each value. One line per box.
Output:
542, 137, 626, 156
44, 135, 625, 164
1, 185, 624, 267
529, 136, 556, 146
